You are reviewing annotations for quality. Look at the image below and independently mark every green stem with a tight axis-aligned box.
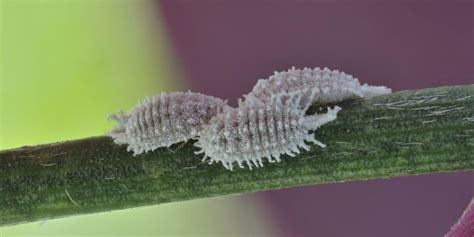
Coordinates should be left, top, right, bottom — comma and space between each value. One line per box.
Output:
1, 85, 473, 226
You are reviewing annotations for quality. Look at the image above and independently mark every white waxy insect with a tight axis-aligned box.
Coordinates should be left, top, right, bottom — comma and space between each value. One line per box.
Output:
108, 91, 228, 155
240, 67, 391, 107
195, 91, 341, 170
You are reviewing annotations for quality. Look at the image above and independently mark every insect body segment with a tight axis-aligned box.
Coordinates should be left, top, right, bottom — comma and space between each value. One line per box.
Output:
195, 93, 341, 170
108, 92, 228, 155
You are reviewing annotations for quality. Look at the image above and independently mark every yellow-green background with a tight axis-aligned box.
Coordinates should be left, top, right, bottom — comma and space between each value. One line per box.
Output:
0, 1, 274, 236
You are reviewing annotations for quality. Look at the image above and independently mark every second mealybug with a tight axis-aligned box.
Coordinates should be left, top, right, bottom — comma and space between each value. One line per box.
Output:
195, 92, 341, 170
240, 67, 391, 107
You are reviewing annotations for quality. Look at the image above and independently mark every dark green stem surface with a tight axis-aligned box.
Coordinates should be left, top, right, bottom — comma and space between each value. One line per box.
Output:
1, 85, 473, 226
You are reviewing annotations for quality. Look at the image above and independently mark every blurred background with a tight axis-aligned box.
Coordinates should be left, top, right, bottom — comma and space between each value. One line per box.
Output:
1, 0, 472, 236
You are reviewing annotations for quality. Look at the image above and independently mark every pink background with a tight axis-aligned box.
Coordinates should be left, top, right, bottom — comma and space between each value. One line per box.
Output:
159, 1, 473, 236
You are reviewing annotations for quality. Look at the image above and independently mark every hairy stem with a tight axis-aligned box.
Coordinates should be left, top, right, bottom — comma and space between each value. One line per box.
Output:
1, 85, 473, 226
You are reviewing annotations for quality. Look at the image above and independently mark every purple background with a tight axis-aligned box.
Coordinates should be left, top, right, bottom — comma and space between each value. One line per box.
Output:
158, 1, 473, 236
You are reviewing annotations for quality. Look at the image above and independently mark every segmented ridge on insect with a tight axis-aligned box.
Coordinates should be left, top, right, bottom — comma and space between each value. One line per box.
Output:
195, 90, 341, 170
108, 91, 228, 155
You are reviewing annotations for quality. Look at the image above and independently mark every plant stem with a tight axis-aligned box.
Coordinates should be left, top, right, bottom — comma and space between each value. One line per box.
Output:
1, 85, 473, 226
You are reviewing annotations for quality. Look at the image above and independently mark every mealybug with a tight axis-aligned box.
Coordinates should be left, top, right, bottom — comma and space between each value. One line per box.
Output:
195, 92, 341, 170
108, 92, 228, 155
240, 67, 391, 106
